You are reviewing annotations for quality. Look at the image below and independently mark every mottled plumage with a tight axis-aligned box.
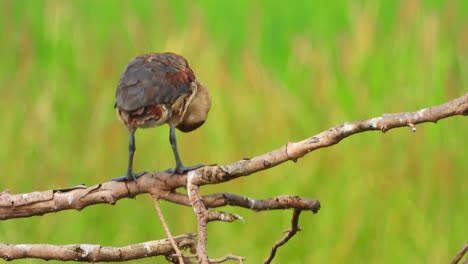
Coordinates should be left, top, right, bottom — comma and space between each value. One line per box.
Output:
114, 52, 211, 181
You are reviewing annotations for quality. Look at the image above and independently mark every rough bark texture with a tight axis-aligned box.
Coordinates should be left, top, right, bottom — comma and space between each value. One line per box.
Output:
0, 234, 196, 262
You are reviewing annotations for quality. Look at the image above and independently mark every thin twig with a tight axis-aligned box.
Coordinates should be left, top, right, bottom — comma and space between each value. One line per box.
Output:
264, 209, 303, 264
210, 254, 245, 263
451, 244, 468, 264
153, 196, 185, 264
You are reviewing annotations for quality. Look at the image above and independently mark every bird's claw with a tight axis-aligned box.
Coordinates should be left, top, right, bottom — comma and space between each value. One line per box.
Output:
165, 164, 204, 176
112, 171, 147, 182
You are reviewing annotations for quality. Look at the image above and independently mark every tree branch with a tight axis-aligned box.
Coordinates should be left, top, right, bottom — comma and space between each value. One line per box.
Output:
0, 185, 320, 220
209, 254, 245, 263
186, 173, 243, 264
264, 209, 302, 264
187, 93, 468, 186
153, 197, 185, 264
451, 243, 468, 264
164, 191, 320, 212
0, 233, 196, 262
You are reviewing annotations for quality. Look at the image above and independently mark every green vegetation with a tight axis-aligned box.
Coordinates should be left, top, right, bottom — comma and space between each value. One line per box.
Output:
0, 1, 466, 263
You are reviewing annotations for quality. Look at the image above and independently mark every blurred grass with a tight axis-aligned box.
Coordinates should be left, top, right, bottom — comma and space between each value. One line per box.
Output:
0, 0, 466, 263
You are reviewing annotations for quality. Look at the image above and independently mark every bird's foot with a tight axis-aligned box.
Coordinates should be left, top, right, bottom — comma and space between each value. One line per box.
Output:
165, 164, 204, 176
112, 171, 147, 182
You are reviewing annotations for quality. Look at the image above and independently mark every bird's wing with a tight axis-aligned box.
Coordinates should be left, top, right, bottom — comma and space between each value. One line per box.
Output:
115, 53, 195, 111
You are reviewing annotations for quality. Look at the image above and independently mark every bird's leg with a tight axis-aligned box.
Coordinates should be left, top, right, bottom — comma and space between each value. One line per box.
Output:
170, 126, 184, 169
166, 126, 203, 175
113, 128, 146, 182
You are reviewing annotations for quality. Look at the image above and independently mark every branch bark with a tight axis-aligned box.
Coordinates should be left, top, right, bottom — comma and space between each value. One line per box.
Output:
0, 187, 320, 220
451, 244, 468, 264
186, 93, 468, 186
264, 209, 302, 264
153, 197, 185, 264
0, 233, 196, 262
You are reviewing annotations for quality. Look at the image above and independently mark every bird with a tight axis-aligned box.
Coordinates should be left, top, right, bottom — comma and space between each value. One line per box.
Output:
114, 52, 211, 181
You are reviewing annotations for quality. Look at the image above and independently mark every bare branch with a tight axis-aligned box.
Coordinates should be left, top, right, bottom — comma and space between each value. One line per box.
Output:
264, 209, 303, 264
186, 170, 245, 263
165, 192, 320, 213
451, 244, 468, 264
153, 196, 185, 264
0, 186, 320, 221
209, 254, 245, 263
0, 177, 177, 220
204, 194, 320, 213
0, 233, 196, 262
188, 93, 468, 186
187, 176, 209, 264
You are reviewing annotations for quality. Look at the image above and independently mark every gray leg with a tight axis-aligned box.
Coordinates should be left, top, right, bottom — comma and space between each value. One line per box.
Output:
167, 126, 203, 174
113, 128, 145, 181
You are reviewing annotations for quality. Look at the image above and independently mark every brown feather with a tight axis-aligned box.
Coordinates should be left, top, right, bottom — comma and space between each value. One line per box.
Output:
115, 52, 211, 132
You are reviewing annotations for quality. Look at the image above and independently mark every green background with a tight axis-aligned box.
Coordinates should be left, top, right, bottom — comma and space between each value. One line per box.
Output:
0, 1, 466, 263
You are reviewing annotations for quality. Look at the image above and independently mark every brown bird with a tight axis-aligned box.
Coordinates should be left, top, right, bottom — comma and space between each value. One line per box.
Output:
114, 52, 211, 181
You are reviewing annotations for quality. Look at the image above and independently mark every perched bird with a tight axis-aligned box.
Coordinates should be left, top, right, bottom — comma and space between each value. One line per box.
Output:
114, 52, 211, 181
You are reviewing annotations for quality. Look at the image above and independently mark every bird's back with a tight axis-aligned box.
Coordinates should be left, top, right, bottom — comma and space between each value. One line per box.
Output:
115, 52, 195, 111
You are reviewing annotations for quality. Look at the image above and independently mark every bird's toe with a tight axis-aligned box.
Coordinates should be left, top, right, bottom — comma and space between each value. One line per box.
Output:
112, 171, 147, 182
165, 164, 204, 176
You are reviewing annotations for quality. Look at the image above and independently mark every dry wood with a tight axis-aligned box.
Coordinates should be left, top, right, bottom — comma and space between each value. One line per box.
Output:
0, 234, 196, 262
